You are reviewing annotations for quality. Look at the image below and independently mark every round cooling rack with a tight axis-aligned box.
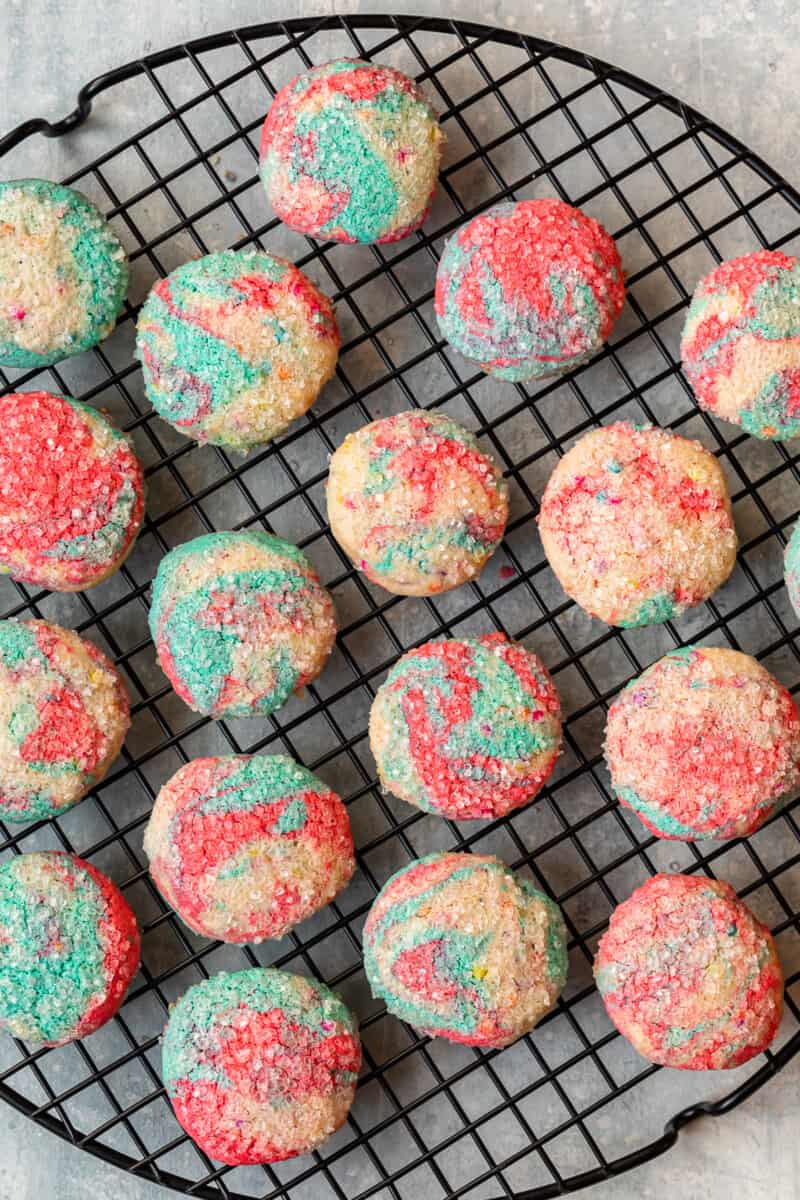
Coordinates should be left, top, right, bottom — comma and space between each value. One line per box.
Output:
2, 13, 800, 1200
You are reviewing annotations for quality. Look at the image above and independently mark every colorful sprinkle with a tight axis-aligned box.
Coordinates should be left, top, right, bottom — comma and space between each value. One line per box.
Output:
148, 531, 336, 720
538, 422, 737, 627
0, 851, 140, 1045
363, 852, 567, 1047
0, 619, 130, 822
605, 646, 800, 840
327, 410, 509, 595
136, 249, 339, 451
162, 967, 361, 1164
434, 197, 624, 382
369, 633, 561, 820
681, 250, 800, 440
0, 179, 128, 368
259, 58, 443, 244
0, 392, 144, 591
594, 873, 783, 1069
144, 754, 355, 942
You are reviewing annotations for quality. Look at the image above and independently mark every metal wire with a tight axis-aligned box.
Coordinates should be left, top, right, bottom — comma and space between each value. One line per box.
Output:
1, 14, 800, 1200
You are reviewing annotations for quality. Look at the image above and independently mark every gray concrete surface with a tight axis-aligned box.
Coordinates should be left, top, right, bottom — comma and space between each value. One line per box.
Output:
2, 3, 800, 1200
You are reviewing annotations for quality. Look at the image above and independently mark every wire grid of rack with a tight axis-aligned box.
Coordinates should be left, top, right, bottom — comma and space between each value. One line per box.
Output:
1, 14, 800, 1200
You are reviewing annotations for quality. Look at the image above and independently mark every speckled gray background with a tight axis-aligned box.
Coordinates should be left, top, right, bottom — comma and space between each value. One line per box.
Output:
2, 3, 800, 1199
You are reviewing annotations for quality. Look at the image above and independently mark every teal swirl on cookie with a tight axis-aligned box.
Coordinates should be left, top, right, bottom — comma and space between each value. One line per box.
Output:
363, 852, 568, 1048
369, 633, 561, 819
0, 851, 139, 1045
149, 530, 336, 719
0, 179, 128, 368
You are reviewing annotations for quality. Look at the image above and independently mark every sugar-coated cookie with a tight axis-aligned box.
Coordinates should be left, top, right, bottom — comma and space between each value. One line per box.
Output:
363, 852, 568, 1047
0, 391, 144, 591
149, 531, 336, 719
0, 179, 127, 367
0, 619, 129, 822
162, 967, 361, 1164
136, 250, 339, 450
595, 873, 783, 1069
144, 754, 355, 942
369, 633, 561, 820
327, 410, 508, 595
435, 198, 624, 381
538, 422, 737, 627
260, 58, 443, 244
682, 250, 800, 440
0, 851, 139, 1045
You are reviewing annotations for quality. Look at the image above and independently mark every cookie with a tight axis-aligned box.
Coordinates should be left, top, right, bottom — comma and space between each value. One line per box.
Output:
369, 633, 561, 820
0, 851, 139, 1045
260, 58, 443, 245
435, 197, 624, 382
0, 179, 127, 368
149, 530, 336, 719
594, 873, 783, 1069
162, 967, 361, 1164
363, 852, 567, 1047
538, 422, 737, 627
681, 250, 800, 440
327, 410, 509, 595
136, 249, 339, 451
605, 645, 800, 840
144, 754, 355, 943
0, 619, 129, 822
0, 391, 144, 591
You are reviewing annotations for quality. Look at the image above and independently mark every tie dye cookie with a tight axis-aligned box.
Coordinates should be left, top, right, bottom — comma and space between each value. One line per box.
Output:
538, 422, 737, 627
149, 530, 336, 720
0, 392, 144, 592
136, 250, 339, 451
144, 754, 355, 943
594, 873, 783, 1069
259, 58, 443, 244
162, 967, 361, 1164
326, 410, 509, 596
0, 179, 128, 368
435, 198, 624, 382
605, 646, 800, 841
363, 852, 567, 1048
369, 633, 561, 820
681, 250, 800, 440
0, 851, 140, 1045
0, 619, 130, 822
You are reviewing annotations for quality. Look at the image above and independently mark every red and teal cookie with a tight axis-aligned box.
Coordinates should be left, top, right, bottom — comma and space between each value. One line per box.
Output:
162, 967, 361, 1164
259, 58, 443, 244
0, 391, 144, 592
144, 754, 355, 943
0, 851, 140, 1045
149, 530, 336, 720
363, 852, 567, 1048
369, 633, 561, 820
434, 198, 624, 382
0, 179, 128, 368
136, 249, 339, 451
605, 646, 800, 841
594, 873, 783, 1069
326, 410, 509, 595
681, 250, 800, 440
538, 422, 737, 627
0, 619, 130, 822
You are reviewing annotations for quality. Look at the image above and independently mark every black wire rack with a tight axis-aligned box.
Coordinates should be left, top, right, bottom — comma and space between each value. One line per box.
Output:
1, 14, 800, 1200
